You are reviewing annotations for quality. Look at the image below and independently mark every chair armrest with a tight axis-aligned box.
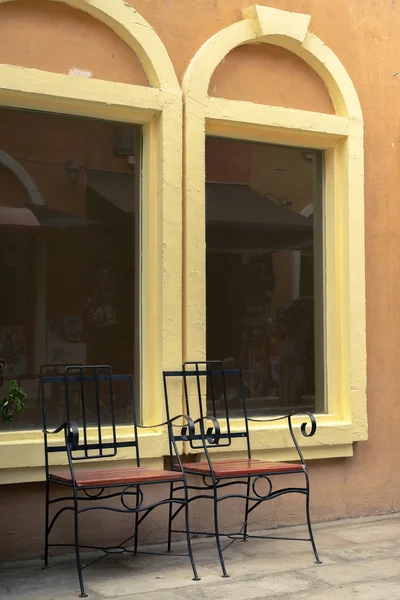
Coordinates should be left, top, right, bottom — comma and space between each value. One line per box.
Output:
248, 411, 316, 434
139, 415, 197, 473
43, 420, 79, 451
289, 411, 317, 438
248, 411, 317, 465
137, 414, 196, 441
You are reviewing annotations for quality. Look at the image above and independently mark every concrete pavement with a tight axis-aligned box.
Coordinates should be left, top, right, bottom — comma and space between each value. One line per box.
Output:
2, 514, 400, 599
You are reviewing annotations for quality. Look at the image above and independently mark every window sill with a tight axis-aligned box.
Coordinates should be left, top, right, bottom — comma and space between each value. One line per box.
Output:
189, 415, 367, 463
0, 410, 367, 484
0, 428, 167, 485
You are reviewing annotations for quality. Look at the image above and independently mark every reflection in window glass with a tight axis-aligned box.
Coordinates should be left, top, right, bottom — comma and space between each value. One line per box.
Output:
0, 107, 140, 430
206, 137, 324, 416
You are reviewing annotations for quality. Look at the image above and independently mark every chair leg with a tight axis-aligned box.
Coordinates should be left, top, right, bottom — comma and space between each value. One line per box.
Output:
167, 481, 174, 552
134, 486, 140, 555
305, 473, 322, 565
183, 485, 200, 581
133, 513, 139, 554
213, 490, 229, 578
73, 498, 87, 598
44, 479, 50, 567
243, 477, 250, 542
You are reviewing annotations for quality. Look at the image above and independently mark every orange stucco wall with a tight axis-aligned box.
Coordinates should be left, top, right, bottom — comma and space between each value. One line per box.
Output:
0, 0, 400, 560
0, 0, 148, 85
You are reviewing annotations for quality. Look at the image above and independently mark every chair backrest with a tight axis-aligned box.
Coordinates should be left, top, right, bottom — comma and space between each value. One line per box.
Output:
163, 360, 251, 457
41, 365, 139, 471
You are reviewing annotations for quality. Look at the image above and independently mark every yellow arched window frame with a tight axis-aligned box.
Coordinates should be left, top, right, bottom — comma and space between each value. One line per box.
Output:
0, 0, 183, 483
182, 5, 366, 461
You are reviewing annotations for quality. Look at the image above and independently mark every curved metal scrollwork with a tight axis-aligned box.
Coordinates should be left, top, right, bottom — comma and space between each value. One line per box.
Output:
178, 415, 195, 442
298, 412, 317, 438
65, 421, 79, 451
169, 414, 196, 443
139, 414, 195, 442
120, 485, 143, 511
83, 487, 105, 499
205, 416, 221, 445
43, 420, 79, 451
288, 411, 316, 465
194, 416, 221, 445
202, 475, 221, 488
251, 475, 273, 500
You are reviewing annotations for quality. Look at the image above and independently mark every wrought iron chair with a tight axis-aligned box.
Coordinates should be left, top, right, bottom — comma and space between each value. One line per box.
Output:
163, 360, 321, 578
42, 365, 199, 598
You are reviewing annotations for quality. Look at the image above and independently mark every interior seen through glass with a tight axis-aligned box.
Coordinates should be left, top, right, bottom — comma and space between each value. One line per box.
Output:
205, 136, 324, 416
0, 107, 140, 430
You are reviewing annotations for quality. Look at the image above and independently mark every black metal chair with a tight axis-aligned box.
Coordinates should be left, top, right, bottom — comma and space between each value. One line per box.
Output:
42, 365, 199, 598
163, 360, 321, 578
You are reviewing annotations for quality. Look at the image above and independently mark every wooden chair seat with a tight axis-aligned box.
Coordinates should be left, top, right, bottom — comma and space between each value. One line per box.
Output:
51, 467, 184, 487
182, 459, 304, 477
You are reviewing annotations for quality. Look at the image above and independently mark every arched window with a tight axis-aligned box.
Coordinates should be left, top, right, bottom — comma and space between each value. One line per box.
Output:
0, 0, 182, 481
183, 5, 366, 459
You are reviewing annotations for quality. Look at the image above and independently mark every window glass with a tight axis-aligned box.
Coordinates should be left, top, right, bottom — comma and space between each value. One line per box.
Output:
0, 107, 141, 430
206, 137, 324, 416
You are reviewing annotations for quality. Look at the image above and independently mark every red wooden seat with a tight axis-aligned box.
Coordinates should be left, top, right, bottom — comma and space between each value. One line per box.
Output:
51, 467, 184, 487
182, 459, 304, 477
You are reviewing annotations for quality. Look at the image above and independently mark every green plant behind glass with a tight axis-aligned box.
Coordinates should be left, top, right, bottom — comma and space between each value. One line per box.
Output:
0, 360, 26, 423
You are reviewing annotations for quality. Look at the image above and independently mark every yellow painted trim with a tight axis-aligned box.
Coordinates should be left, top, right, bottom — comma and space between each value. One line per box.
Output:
182, 6, 366, 460
0, 0, 179, 90
1, 458, 164, 485
0, 425, 173, 484
206, 98, 354, 139
0, 65, 175, 120
183, 4, 362, 119
199, 444, 354, 465
0, 429, 165, 468
0, 0, 182, 484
